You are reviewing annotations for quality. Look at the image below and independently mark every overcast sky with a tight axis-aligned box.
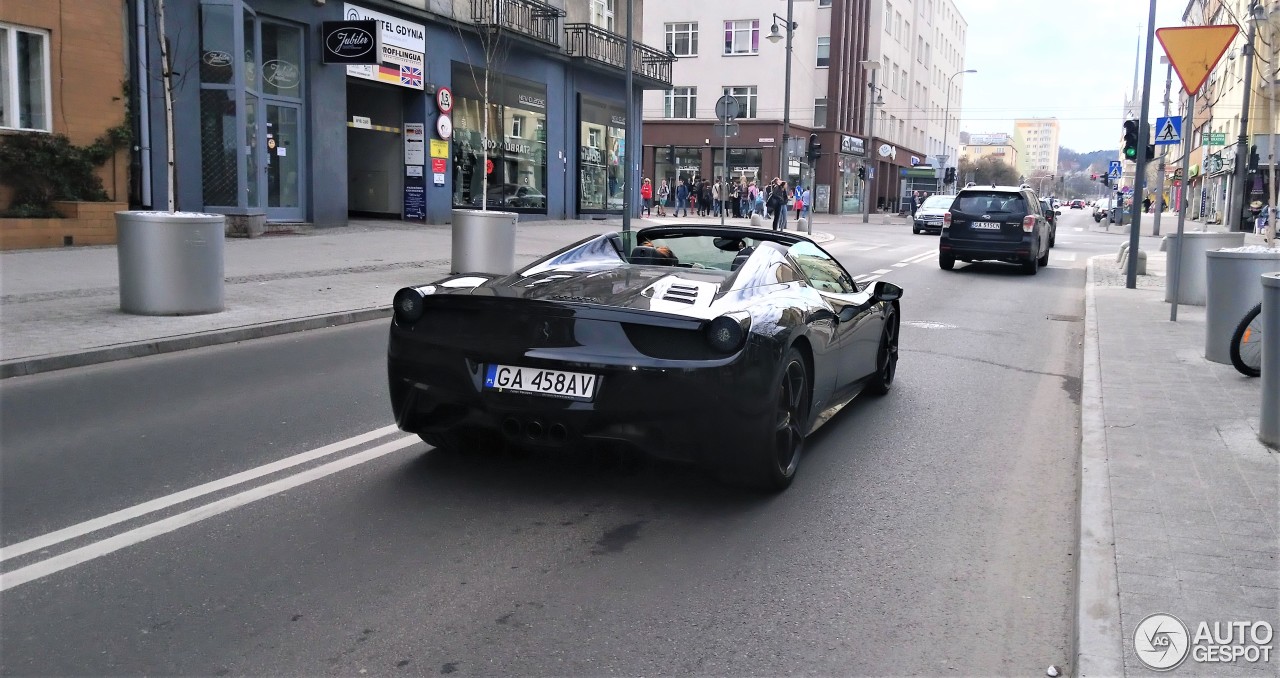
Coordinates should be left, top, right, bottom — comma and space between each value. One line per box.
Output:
954, 0, 1188, 152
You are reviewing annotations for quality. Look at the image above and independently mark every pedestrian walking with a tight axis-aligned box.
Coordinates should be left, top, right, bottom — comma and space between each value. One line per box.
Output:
800, 185, 812, 222
657, 179, 669, 217
675, 179, 689, 217
770, 181, 791, 231
641, 178, 653, 216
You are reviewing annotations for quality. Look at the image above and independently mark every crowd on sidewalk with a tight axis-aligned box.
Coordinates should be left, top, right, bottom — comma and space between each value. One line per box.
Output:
640, 175, 812, 232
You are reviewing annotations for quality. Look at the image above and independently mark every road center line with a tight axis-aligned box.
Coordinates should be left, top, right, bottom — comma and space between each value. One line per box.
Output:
871, 269, 892, 275
0, 425, 401, 564
902, 250, 938, 264
892, 262, 910, 268
0, 435, 421, 592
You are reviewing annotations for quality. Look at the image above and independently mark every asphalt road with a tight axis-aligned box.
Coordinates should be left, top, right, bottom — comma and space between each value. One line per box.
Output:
1, 209, 1129, 676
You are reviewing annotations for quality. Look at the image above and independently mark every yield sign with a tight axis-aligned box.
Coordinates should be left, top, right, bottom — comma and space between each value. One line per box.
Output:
1155, 25, 1239, 94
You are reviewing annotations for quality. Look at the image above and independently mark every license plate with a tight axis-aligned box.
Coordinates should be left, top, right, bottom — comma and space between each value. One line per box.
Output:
484, 364, 598, 401
971, 221, 1002, 230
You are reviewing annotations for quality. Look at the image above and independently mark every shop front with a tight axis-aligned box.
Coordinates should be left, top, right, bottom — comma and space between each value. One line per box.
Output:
577, 96, 626, 214
451, 65, 549, 213
653, 146, 703, 188
836, 134, 865, 215
711, 148, 765, 187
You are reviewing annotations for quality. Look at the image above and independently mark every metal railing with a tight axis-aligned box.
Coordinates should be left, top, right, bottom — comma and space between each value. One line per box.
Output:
563, 23, 674, 87
471, 0, 564, 48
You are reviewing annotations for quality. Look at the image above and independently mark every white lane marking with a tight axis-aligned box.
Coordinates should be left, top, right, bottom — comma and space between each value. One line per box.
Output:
1074, 227, 1084, 232
892, 262, 910, 267
0, 425, 401, 564
871, 268, 892, 275
854, 274, 876, 282
0, 435, 421, 592
1054, 252, 1078, 262
902, 249, 939, 263
861, 275, 881, 283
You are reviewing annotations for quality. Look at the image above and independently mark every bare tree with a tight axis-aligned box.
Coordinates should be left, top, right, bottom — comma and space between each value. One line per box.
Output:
152, 0, 178, 212
453, 1, 515, 212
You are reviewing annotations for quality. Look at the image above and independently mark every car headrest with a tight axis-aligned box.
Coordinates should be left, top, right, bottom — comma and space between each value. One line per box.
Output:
630, 245, 675, 266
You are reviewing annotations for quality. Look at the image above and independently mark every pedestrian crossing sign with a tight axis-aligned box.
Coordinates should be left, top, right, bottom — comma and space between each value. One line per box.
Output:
1154, 116, 1182, 146
1108, 160, 1122, 179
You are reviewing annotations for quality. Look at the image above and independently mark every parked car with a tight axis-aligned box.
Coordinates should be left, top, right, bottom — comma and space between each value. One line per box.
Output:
388, 225, 904, 491
470, 183, 547, 209
912, 194, 954, 234
1038, 197, 1059, 247
939, 185, 1052, 274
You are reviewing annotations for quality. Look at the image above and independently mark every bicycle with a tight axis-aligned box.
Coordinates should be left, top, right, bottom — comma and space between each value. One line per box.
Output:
1229, 302, 1263, 378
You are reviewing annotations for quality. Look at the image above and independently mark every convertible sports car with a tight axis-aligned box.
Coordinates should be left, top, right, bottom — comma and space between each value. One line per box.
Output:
387, 225, 902, 490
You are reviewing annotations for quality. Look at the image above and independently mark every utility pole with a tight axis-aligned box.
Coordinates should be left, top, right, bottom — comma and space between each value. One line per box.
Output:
622, 0, 634, 242
1125, 0, 1158, 290
1228, 1, 1259, 234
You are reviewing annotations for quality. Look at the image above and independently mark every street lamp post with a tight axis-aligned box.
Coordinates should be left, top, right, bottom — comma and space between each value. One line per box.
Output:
766, 3, 796, 184
939, 69, 976, 189
860, 60, 881, 223
1228, 1, 1265, 233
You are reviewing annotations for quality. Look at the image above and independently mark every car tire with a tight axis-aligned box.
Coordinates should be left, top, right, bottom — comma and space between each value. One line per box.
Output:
739, 346, 810, 492
912, 226, 920, 234
1024, 247, 1040, 275
1037, 244, 1051, 267
865, 305, 899, 396
939, 253, 955, 270
1049, 227, 1056, 248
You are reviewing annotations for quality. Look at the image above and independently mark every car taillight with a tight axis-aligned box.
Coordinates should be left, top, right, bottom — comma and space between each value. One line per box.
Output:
1022, 215, 1036, 233
943, 212, 952, 227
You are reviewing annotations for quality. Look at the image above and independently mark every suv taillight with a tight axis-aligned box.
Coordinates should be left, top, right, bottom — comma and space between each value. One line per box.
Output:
943, 212, 952, 227
1022, 215, 1036, 232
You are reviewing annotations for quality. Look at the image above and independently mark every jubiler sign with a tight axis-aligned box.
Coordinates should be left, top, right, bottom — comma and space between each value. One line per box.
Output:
321, 21, 380, 64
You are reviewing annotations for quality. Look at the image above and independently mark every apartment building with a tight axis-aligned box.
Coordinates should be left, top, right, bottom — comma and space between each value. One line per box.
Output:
958, 133, 1019, 170
125, 0, 670, 226
1012, 118, 1060, 180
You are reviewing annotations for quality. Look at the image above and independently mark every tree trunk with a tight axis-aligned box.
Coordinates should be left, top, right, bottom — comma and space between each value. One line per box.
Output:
480, 65, 490, 212
154, 0, 176, 212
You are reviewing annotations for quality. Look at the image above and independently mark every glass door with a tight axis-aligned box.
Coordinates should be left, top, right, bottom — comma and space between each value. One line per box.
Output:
264, 102, 302, 219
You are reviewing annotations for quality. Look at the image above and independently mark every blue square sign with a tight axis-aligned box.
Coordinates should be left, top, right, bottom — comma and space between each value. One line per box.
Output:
1154, 116, 1182, 145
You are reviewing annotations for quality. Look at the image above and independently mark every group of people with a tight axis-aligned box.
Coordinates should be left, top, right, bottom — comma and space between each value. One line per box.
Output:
641, 176, 811, 232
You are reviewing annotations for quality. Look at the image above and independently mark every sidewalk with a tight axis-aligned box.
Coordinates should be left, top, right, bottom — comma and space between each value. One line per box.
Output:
0, 216, 833, 377
1077, 250, 1278, 676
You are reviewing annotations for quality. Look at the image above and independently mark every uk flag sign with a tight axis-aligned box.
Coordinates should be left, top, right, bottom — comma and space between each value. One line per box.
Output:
400, 66, 423, 89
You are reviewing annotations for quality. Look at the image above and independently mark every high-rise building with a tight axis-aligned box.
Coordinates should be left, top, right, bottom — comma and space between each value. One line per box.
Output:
1013, 118, 1060, 180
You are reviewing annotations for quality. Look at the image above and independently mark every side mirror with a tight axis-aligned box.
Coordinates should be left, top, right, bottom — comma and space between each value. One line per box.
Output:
872, 281, 903, 303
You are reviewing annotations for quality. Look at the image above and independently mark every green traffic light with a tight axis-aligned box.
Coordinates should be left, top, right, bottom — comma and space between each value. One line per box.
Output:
1124, 148, 1137, 159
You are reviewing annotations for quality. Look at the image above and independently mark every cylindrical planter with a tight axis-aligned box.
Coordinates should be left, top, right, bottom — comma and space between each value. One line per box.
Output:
1261, 272, 1280, 449
1204, 248, 1280, 363
1163, 232, 1246, 305
451, 209, 517, 275
115, 211, 226, 315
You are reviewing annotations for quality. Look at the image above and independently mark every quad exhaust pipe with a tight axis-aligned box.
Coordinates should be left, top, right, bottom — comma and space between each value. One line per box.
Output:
501, 417, 570, 445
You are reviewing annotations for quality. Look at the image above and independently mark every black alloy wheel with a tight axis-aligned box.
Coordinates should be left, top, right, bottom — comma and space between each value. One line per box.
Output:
866, 306, 899, 395
758, 347, 810, 490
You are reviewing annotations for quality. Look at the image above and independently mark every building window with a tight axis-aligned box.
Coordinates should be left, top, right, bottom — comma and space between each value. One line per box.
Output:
0, 23, 51, 131
722, 85, 757, 118
451, 64, 548, 213
665, 22, 698, 56
885, 2, 892, 33
816, 37, 830, 68
590, 0, 615, 31
819, 0, 832, 6
664, 86, 697, 118
814, 98, 827, 128
723, 20, 759, 55
578, 95, 626, 212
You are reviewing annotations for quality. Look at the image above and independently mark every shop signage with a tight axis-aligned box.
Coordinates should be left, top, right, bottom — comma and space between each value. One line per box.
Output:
758, 137, 775, 143
581, 146, 603, 165
436, 114, 452, 140
430, 138, 449, 158
322, 21, 380, 64
840, 135, 864, 156
343, 4, 426, 89
878, 144, 896, 158
404, 173, 425, 220
431, 158, 447, 174
967, 133, 1009, 146
263, 59, 300, 88
520, 94, 547, 110
404, 123, 426, 165
202, 50, 232, 67
909, 156, 921, 166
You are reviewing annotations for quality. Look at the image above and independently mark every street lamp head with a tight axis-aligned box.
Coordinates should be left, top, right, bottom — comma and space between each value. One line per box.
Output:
962, 69, 977, 75
874, 92, 885, 106
767, 23, 784, 43
860, 60, 880, 70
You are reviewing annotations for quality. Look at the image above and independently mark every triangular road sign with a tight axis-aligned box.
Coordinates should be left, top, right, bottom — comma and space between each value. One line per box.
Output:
1156, 25, 1239, 95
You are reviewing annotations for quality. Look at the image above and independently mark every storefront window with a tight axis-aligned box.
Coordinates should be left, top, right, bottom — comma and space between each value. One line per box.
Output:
199, 5, 234, 85
450, 64, 548, 211
712, 148, 763, 187
579, 95, 626, 212
260, 23, 302, 98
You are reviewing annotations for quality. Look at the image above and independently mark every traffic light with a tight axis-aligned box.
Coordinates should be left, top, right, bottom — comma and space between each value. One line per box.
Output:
1122, 119, 1140, 160
807, 133, 822, 163
1249, 144, 1260, 171
944, 167, 956, 184
857, 166, 866, 180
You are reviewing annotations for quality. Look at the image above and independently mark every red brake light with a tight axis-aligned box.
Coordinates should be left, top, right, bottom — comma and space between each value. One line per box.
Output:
1022, 215, 1035, 232
943, 212, 952, 227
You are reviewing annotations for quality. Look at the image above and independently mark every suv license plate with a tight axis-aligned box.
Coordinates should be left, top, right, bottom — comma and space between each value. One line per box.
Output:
484, 364, 598, 401
971, 221, 1001, 230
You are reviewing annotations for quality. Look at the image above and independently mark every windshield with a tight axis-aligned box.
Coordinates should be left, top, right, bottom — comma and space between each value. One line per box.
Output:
922, 195, 953, 209
635, 234, 766, 270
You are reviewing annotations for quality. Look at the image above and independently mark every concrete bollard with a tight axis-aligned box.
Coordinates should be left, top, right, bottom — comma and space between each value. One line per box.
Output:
1117, 242, 1129, 263
1119, 247, 1147, 275
750, 213, 766, 228
796, 217, 809, 233
1262, 272, 1280, 449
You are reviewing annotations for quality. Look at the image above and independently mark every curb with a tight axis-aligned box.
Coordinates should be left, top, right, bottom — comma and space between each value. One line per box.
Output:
1074, 257, 1126, 677
0, 307, 392, 379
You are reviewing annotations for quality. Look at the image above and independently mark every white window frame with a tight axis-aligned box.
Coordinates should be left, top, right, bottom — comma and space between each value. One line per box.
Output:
590, 0, 615, 31
664, 86, 697, 118
664, 22, 698, 57
816, 37, 830, 68
723, 20, 760, 56
813, 98, 827, 128
722, 85, 757, 118
0, 22, 53, 132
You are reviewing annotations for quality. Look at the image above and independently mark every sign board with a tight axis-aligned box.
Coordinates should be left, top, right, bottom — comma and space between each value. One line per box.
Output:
714, 122, 740, 137
343, 4, 426, 89
321, 21, 380, 64
435, 114, 452, 140
1204, 132, 1226, 146
758, 137, 775, 143
1155, 25, 1239, 94
403, 171, 425, 220
967, 133, 1009, 146
1154, 116, 1182, 145
351, 115, 372, 129
840, 135, 864, 156
431, 158, 447, 174
715, 95, 740, 121
1108, 160, 1122, 179
404, 123, 425, 165
430, 138, 449, 158
436, 87, 453, 114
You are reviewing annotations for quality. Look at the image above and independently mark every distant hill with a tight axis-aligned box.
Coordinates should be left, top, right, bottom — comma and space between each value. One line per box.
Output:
1060, 148, 1117, 174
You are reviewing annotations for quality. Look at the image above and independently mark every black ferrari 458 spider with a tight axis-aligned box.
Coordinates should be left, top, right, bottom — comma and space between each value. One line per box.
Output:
387, 225, 902, 490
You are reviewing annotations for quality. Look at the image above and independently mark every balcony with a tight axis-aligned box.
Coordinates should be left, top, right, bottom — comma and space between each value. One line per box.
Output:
563, 23, 674, 89
471, 0, 565, 49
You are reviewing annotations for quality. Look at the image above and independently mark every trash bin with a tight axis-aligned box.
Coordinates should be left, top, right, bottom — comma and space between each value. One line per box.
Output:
1162, 232, 1246, 306
115, 211, 226, 315
1204, 247, 1280, 363
451, 209, 517, 275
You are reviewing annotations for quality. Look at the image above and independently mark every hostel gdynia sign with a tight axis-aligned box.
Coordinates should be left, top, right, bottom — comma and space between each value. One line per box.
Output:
321, 21, 380, 64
